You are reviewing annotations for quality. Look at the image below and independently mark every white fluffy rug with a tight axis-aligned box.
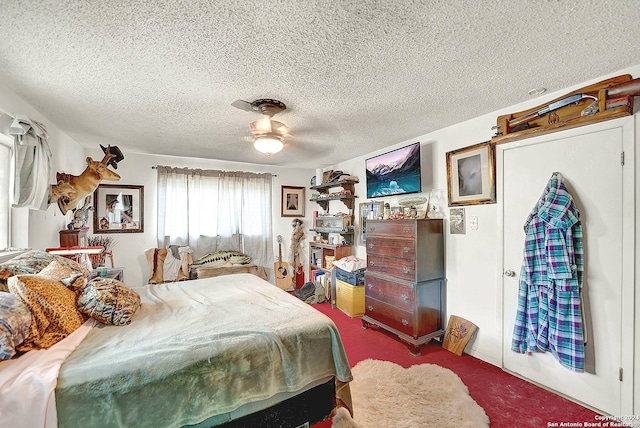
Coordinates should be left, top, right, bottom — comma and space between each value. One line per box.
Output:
332, 359, 489, 428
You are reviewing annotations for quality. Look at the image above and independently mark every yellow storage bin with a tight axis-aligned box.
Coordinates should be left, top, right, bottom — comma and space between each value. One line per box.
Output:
336, 279, 365, 318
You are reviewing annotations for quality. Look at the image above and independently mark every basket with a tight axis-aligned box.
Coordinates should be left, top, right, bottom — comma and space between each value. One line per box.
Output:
88, 250, 114, 269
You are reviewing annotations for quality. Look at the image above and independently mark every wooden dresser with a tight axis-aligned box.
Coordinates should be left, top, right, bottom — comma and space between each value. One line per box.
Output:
363, 219, 445, 355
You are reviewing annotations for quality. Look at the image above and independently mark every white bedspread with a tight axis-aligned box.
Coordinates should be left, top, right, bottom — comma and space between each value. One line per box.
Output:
55, 273, 352, 427
0, 319, 95, 428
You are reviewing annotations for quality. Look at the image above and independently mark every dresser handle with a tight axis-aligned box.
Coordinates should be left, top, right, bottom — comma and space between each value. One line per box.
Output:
367, 283, 373, 290
403, 227, 410, 233
370, 261, 376, 266
402, 247, 410, 253
401, 294, 408, 301
368, 305, 374, 311
370, 227, 375, 231
403, 266, 410, 274
401, 319, 409, 326
368, 243, 374, 249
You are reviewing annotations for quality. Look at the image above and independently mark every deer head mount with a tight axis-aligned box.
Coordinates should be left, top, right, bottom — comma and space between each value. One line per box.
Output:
49, 145, 124, 215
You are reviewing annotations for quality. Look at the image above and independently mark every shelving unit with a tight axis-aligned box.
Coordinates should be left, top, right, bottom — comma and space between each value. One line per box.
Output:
309, 179, 358, 245
308, 241, 352, 278
309, 179, 357, 212
310, 215, 354, 245
308, 178, 358, 280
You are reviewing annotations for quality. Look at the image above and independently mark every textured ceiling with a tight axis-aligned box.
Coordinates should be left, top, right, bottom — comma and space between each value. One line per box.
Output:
0, 1, 639, 167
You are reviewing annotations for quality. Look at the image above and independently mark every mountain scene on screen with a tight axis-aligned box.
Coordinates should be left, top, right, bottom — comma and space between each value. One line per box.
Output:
366, 143, 421, 198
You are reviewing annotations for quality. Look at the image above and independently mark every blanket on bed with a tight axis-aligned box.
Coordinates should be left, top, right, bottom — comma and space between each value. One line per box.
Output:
0, 319, 95, 428
55, 274, 352, 428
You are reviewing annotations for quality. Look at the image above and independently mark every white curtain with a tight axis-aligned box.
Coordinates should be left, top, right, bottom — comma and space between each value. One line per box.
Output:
8, 114, 51, 210
156, 166, 274, 269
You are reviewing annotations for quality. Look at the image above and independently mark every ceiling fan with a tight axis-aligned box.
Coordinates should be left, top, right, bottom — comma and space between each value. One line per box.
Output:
231, 98, 289, 156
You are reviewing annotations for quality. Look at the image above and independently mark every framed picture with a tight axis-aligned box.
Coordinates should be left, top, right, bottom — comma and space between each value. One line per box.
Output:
359, 202, 384, 244
281, 185, 305, 217
446, 141, 496, 206
93, 184, 144, 233
449, 208, 466, 234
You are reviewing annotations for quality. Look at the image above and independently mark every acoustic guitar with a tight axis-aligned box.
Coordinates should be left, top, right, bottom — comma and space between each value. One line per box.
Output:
275, 235, 291, 289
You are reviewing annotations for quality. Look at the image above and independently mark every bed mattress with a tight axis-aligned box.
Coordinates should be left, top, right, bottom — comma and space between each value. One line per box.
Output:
55, 273, 352, 427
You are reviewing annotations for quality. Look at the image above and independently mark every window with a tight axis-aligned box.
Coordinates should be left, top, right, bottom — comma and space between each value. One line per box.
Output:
0, 132, 12, 249
156, 167, 275, 269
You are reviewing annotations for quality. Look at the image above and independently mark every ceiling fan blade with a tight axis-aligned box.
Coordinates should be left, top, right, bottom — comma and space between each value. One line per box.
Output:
231, 99, 255, 112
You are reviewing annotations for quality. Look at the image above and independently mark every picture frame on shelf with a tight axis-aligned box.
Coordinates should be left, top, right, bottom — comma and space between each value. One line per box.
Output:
93, 184, 144, 233
281, 185, 305, 217
359, 202, 384, 244
446, 141, 496, 206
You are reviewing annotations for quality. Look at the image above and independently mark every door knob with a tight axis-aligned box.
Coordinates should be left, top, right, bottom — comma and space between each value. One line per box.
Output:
504, 269, 516, 277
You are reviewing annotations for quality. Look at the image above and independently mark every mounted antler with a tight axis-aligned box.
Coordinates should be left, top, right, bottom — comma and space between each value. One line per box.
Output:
100, 147, 117, 166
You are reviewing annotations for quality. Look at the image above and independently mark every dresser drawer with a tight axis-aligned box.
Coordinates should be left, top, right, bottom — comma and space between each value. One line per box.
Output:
367, 255, 415, 281
364, 273, 414, 312
366, 237, 415, 259
365, 297, 415, 337
366, 220, 415, 238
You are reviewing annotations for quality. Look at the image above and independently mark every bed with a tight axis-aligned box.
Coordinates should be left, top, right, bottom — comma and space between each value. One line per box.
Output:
0, 252, 353, 428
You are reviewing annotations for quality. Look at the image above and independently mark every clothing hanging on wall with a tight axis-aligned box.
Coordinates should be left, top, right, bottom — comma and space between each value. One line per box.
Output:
8, 114, 51, 210
511, 172, 585, 372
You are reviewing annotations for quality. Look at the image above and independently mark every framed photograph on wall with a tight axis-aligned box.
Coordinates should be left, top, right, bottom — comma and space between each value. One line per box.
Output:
93, 184, 144, 233
281, 185, 305, 217
446, 141, 496, 206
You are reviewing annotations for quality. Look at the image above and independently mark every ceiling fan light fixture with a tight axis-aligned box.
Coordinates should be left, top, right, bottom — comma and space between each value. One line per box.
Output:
251, 117, 273, 134
254, 136, 284, 156
250, 118, 288, 136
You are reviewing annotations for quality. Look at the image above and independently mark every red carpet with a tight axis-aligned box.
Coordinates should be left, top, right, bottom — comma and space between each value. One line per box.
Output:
312, 302, 600, 428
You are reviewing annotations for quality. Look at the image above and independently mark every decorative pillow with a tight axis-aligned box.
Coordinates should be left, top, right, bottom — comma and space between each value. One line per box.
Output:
191, 250, 250, 267
0, 250, 91, 291
0, 292, 32, 359
8, 274, 86, 351
38, 260, 87, 293
77, 278, 141, 326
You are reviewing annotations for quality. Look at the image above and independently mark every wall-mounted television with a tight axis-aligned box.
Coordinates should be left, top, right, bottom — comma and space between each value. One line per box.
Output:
365, 142, 422, 198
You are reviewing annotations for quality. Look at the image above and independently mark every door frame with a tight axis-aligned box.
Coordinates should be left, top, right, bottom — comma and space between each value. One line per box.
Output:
495, 116, 635, 414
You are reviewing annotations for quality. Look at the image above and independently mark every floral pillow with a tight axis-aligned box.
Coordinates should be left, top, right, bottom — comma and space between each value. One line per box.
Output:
0, 250, 91, 292
8, 273, 86, 351
38, 260, 87, 293
77, 278, 141, 326
0, 292, 32, 359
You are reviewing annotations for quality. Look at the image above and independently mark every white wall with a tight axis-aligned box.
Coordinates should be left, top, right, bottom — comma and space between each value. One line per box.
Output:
83, 148, 314, 287
333, 64, 640, 367
0, 82, 85, 250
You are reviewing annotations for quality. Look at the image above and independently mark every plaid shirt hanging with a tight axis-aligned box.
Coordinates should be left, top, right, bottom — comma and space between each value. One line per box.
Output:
511, 172, 585, 372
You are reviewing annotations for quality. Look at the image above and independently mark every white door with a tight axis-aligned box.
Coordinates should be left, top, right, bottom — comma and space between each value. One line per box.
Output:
499, 117, 634, 415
